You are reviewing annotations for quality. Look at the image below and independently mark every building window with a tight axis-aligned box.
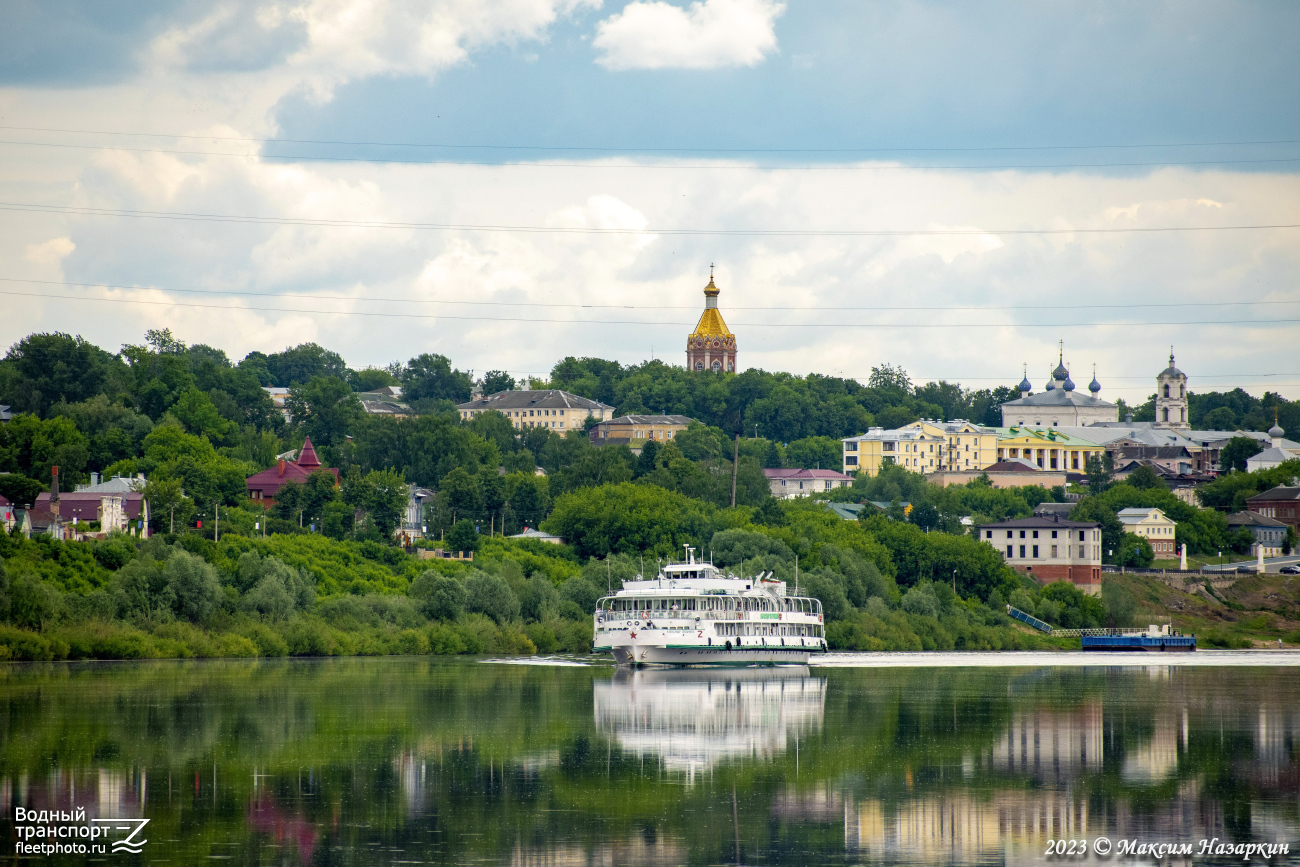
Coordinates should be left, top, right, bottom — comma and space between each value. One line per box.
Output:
986, 530, 992, 539
1051, 545, 1058, 558
1006, 545, 1013, 557
1019, 545, 1026, 558
1078, 531, 1085, 541
1032, 530, 1039, 538
1006, 530, 1013, 538
1019, 530, 1026, 538
1032, 545, 1039, 558
1163, 384, 1170, 398
1079, 546, 1085, 558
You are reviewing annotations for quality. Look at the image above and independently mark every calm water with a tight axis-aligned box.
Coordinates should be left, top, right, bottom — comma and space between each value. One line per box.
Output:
1, 655, 1298, 865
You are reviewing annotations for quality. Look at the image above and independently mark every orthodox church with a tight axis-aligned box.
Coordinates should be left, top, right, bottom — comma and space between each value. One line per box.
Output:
686, 269, 737, 373
999, 343, 1118, 427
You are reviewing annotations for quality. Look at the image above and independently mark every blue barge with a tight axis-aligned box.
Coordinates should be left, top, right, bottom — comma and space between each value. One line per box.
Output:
1082, 625, 1196, 652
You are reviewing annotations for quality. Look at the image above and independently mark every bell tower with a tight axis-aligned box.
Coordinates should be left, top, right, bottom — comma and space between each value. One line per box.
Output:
686, 266, 737, 373
1154, 348, 1189, 430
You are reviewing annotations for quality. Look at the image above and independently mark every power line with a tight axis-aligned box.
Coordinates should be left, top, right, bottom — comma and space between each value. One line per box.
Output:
4, 202, 1297, 237
3, 277, 1297, 313
3, 123, 1297, 154
5, 288, 1297, 329
3, 139, 1299, 171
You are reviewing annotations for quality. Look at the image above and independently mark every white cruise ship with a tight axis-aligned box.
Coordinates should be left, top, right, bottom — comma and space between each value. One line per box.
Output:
593, 548, 827, 666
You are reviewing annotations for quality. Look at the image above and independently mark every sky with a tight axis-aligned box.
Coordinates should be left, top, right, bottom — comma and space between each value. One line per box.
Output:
1, 0, 1298, 403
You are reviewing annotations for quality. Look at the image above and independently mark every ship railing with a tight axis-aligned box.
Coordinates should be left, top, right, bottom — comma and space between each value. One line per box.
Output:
596, 609, 821, 623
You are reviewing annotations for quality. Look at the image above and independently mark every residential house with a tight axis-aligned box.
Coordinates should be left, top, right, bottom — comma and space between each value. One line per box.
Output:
927, 459, 1066, 490
245, 436, 339, 505
357, 385, 412, 417
903, 419, 997, 472
75, 472, 145, 494
34, 489, 149, 537
457, 389, 614, 432
1247, 486, 1300, 531
989, 427, 1105, 473
1226, 511, 1288, 558
978, 516, 1103, 595
842, 426, 946, 476
262, 387, 292, 422
1113, 445, 1195, 476
1110, 458, 1213, 506
509, 528, 565, 544
1116, 507, 1179, 558
590, 415, 693, 451
0, 404, 11, 423
764, 468, 853, 499
1033, 503, 1075, 520
1061, 422, 1273, 474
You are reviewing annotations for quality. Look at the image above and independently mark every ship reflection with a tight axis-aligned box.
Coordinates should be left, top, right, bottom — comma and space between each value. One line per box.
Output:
594, 667, 825, 785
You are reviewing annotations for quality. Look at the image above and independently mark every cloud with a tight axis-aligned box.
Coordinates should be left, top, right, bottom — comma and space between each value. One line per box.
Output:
593, 0, 783, 70
25, 237, 76, 264
144, 0, 600, 103
10, 138, 1298, 398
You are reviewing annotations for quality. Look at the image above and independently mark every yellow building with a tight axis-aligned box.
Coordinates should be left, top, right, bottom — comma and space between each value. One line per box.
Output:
590, 414, 693, 447
456, 389, 614, 431
686, 270, 737, 373
1117, 507, 1179, 557
991, 427, 1104, 472
903, 420, 998, 472
842, 427, 946, 476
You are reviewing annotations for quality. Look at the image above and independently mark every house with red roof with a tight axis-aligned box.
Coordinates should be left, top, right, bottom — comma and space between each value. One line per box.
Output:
246, 437, 339, 506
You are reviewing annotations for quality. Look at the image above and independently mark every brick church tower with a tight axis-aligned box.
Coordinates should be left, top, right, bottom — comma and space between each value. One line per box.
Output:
686, 269, 737, 373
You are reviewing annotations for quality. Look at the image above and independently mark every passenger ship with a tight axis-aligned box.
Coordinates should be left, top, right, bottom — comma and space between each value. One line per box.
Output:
593, 548, 827, 666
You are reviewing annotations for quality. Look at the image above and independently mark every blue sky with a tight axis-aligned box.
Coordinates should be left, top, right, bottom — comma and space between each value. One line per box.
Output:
1, 0, 1298, 400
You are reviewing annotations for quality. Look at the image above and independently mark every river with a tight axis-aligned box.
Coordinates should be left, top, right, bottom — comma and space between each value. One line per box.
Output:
1, 653, 1296, 864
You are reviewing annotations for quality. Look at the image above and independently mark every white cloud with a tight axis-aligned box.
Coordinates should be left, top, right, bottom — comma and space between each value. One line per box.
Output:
9, 143, 1298, 397
146, 0, 600, 104
593, 0, 784, 70
25, 237, 76, 264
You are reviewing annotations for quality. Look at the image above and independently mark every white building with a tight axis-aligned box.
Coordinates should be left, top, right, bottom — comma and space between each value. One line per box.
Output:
763, 468, 853, 499
1245, 421, 1300, 472
999, 350, 1117, 428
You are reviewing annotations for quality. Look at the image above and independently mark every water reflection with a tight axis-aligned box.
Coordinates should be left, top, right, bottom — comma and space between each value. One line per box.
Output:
0, 659, 1296, 866
594, 667, 826, 785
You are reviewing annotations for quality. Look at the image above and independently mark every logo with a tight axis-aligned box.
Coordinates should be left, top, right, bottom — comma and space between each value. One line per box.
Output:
94, 819, 150, 854
13, 808, 148, 857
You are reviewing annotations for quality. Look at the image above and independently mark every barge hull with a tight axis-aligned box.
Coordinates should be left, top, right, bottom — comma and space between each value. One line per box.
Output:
1082, 635, 1197, 651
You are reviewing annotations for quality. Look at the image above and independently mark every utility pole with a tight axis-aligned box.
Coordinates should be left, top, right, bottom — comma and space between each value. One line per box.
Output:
730, 432, 740, 508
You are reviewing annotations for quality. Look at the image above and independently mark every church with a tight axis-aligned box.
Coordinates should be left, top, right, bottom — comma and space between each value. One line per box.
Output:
999, 347, 1195, 430
999, 344, 1117, 427
686, 270, 737, 373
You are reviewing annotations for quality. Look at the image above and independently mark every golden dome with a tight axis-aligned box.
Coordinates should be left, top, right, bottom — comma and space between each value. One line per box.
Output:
689, 274, 733, 342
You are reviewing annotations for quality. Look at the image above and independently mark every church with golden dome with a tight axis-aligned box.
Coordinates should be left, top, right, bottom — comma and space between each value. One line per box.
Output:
686, 268, 737, 373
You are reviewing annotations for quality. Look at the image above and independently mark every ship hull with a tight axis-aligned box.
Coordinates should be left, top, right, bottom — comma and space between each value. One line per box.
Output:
605, 643, 816, 666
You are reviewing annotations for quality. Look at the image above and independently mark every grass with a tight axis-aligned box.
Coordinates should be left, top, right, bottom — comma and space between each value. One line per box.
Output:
1103, 571, 1300, 646
1150, 553, 1236, 570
